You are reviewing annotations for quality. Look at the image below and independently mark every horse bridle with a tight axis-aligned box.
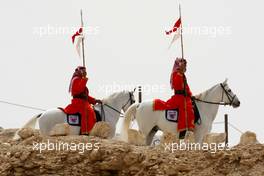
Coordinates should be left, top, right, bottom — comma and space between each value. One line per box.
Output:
220, 83, 237, 106
121, 92, 135, 110
194, 83, 237, 106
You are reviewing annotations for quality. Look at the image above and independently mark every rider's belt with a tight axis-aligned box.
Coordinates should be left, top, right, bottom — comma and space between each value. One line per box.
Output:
174, 90, 186, 96
73, 93, 88, 100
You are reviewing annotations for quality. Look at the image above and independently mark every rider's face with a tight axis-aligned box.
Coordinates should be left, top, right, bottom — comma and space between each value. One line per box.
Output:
179, 60, 187, 73
80, 69, 87, 77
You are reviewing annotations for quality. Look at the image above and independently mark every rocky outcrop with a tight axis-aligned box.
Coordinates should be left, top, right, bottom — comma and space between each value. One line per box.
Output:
239, 131, 259, 145
0, 128, 264, 176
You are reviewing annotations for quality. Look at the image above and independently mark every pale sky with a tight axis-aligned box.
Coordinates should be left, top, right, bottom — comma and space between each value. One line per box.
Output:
0, 0, 263, 145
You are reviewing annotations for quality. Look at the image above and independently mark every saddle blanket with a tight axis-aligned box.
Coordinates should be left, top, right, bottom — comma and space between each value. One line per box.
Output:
58, 107, 102, 126
161, 99, 201, 125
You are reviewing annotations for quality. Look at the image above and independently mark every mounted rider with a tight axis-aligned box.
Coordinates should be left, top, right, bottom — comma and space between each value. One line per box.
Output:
64, 66, 101, 135
154, 58, 195, 139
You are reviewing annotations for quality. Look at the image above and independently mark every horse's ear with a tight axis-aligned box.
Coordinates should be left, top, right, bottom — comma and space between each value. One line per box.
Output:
223, 78, 228, 84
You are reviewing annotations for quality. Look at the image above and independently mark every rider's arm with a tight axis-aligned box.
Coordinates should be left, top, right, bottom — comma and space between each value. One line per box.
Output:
87, 95, 96, 105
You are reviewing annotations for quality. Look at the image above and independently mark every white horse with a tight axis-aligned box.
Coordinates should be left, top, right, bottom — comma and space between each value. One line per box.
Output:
14, 90, 135, 139
121, 79, 240, 145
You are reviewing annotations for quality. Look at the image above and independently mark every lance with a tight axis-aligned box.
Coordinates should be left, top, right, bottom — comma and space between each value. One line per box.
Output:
80, 9, 89, 134
179, 4, 189, 133
179, 4, 184, 59
80, 9, 86, 67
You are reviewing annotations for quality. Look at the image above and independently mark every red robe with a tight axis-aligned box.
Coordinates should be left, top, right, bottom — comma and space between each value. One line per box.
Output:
153, 72, 195, 132
64, 77, 96, 134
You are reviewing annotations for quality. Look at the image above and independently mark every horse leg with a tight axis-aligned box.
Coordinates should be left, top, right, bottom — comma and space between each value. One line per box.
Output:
146, 126, 159, 145
194, 122, 211, 144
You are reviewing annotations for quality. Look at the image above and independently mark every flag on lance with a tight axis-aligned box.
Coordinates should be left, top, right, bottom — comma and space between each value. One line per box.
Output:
165, 18, 181, 35
165, 18, 182, 49
72, 27, 84, 57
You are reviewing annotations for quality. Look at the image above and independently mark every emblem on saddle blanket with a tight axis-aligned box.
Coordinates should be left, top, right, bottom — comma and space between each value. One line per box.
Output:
165, 109, 179, 122
66, 113, 81, 126
164, 100, 202, 124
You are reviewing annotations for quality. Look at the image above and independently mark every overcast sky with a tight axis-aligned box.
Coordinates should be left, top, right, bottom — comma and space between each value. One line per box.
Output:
1, 0, 263, 145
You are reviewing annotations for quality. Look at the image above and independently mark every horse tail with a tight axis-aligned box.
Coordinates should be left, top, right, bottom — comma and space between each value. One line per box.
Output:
13, 113, 42, 140
120, 103, 139, 142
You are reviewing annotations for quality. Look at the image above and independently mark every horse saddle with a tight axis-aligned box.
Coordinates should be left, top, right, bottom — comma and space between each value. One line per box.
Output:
94, 108, 102, 122
192, 98, 201, 125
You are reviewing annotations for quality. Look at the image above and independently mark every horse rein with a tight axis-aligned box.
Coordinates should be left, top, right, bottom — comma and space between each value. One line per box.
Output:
103, 104, 123, 115
193, 83, 237, 106
102, 92, 135, 116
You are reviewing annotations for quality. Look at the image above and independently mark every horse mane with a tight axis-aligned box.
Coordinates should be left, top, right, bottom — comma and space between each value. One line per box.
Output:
102, 90, 127, 104
196, 83, 219, 100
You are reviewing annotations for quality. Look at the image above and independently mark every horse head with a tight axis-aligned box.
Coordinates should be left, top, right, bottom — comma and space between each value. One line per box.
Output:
121, 90, 136, 112
220, 79, 240, 108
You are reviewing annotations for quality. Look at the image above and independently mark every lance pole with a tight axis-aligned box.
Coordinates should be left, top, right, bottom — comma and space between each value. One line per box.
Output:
179, 4, 184, 59
179, 4, 189, 134
80, 9, 85, 67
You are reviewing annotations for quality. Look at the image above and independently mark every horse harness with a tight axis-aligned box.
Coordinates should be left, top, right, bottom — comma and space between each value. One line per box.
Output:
99, 92, 135, 121
194, 83, 237, 106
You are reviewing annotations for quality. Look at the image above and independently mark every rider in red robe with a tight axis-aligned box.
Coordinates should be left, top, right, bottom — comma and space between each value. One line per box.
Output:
64, 66, 101, 135
153, 58, 195, 138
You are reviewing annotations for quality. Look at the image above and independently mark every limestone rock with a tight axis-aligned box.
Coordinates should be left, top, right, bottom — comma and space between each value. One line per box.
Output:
239, 131, 259, 145
203, 133, 226, 145
127, 129, 146, 145
160, 132, 179, 145
90, 122, 112, 139
49, 123, 71, 136
18, 128, 34, 139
